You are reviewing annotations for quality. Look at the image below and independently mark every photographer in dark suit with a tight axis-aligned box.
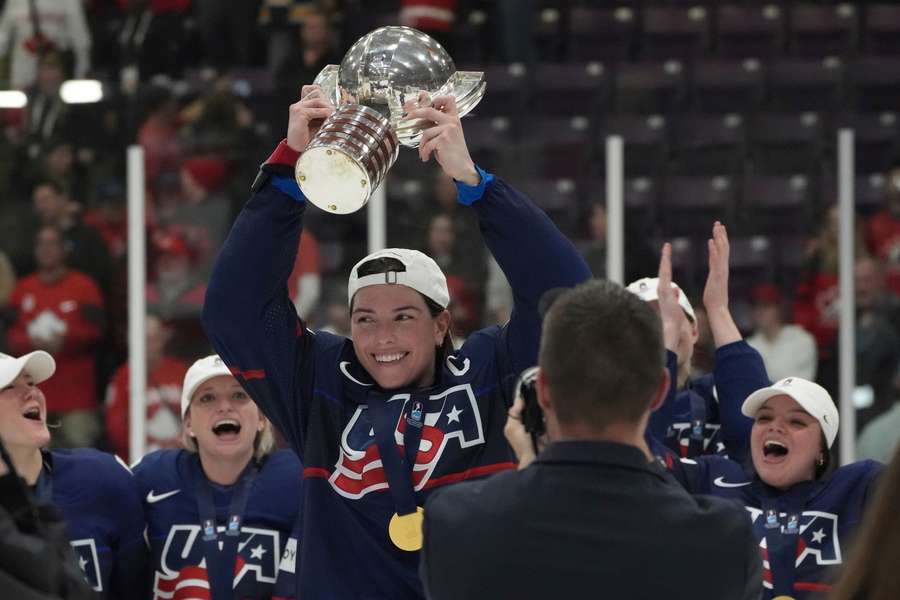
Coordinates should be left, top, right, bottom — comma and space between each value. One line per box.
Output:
421, 255, 763, 600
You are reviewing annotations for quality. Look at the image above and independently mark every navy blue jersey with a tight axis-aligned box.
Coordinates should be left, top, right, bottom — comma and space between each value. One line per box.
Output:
648, 341, 770, 461
39, 448, 148, 599
202, 170, 591, 599
668, 454, 883, 599
272, 515, 302, 600
132, 448, 302, 600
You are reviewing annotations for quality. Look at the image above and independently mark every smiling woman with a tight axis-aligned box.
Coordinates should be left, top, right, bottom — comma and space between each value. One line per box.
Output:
132, 355, 303, 600
667, 377, 885, 599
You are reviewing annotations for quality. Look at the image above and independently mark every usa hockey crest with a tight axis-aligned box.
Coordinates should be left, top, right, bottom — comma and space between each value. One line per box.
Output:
152, 525, 281, 599
329, 383, 485, 499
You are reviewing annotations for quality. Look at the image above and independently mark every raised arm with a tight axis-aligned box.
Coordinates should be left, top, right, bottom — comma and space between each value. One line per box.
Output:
202, 86, 335, 454
703, 222, 767, 461
409, 96, 591, 385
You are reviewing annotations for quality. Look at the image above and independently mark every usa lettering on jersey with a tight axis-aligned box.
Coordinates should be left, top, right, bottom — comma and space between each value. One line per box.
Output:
152, 525, 281, 599
71, 538, 102, 592
746, 507, 842, 591
667, 421, 723, 456
330, 383, 485, 499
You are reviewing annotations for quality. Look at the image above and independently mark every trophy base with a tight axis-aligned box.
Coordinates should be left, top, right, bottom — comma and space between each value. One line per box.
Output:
295, 146, 371, 215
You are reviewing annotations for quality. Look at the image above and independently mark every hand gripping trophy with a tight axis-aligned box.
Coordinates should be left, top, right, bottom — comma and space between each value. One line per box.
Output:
295, 26, 486, 214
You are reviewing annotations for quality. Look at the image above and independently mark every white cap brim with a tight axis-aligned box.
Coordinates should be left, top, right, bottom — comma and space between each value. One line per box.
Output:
0, 351, 56, 388
180, 356, 235, 418
741, 378, 839, 448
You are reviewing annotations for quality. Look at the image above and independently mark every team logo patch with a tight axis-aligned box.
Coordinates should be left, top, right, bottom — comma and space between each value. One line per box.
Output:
71, 538, 103, 592
329, 383, 485, 499
152, 525, 281, 599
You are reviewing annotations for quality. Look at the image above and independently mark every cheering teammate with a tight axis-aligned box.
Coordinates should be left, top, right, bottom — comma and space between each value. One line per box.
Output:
634, 223, 770, 461
202, 85, 591, 598
0, 351, 147, 598
133, 355, 301, 600
653, 249, 885, 599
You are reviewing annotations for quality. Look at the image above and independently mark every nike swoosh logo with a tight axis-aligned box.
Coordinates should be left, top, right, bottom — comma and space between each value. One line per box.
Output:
146, 489, 180, 503
713, 476, 751, 488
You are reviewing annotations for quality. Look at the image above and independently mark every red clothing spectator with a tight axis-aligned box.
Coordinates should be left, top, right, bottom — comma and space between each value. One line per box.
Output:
105, 355, 188, 462
8, 269, 104, 412
866, 210, 900, 295
793, 272, 839, 361
400, 0, 457, 32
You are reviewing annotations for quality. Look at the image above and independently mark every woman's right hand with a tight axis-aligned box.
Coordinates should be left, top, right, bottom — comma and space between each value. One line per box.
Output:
287, 85, 335, 153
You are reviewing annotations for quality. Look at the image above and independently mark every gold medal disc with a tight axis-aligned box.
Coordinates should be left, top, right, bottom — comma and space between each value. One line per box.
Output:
388, 507, 425, 551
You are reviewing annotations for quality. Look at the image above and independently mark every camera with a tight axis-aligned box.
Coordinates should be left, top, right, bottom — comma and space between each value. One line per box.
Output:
515, 367, 544, 451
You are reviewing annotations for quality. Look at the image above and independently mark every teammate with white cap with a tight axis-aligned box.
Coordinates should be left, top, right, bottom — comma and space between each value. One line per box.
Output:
629, 222, 771, 462
0, 351, 148, 597
654, 271, 885, 599
201, 86, 591, 599
132, 354, 302, 600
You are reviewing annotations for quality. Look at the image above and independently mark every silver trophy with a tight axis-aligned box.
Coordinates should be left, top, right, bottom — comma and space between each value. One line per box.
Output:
295, 26, 486, 214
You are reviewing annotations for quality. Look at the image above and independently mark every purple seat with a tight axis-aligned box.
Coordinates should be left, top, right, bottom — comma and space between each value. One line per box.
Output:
862, 5, 900, 57
742, 174, 815, 233
728, 235, 777, 298
465, 63, 530, 118
661, 175, 736, 236
533, 6, 564, 62
451, 10, 489, 64
820, 172, 889, 216
715, 4, 785, 59
641, 6, 711, 61
532, 62, 609, 116
788, 4, 858, 58
846, 57, 900, 112
598, 114, 670, 177
586, 176, 659, 227
462, 116, 518, 175
833, 112, 900, 174
670, 114, 747, 176
768, 57, 845, 112
614, 60, 689, 114
567, 7, 637, 63
516, 177, 581, 235
516, 116, 594, 179
692, 58, 766, 113
747, 113, 825, 175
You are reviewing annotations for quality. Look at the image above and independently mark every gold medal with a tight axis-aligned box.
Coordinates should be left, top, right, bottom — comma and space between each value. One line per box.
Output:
388, 507, 425, 551
772, 596, 795, 600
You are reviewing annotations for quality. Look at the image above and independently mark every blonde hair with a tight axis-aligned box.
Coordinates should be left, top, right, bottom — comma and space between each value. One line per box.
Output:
181, 418, 276, 461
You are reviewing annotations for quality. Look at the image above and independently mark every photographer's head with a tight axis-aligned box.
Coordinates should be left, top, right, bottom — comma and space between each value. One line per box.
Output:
537, 279, 669, 444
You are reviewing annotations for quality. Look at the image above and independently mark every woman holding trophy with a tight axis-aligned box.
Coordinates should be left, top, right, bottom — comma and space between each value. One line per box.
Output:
203, 26, 591, 599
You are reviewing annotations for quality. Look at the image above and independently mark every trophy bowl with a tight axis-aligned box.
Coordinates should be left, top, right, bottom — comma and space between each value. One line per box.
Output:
296, 26, 485, 214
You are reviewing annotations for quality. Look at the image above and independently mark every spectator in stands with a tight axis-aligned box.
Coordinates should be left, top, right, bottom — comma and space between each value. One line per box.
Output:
7, 226, 105, 448
578, 203, 657, 283
855, 255, 900, 428
747, 283, 817, 382
425, 213, 480, 335
424, 279, 762, 599
15, 52, 79, 167
137, 83, 183, 183
794, 204, 867, 396
857, 373, 900, 463
271, 7, 341, 144
179, 75, 258, 162
866, 160, 900, 296
114, 0, 190, 86
31, 180, 112, 296
0, 0, 91, 90
146, 229, 207, 321
33, 138, 87, 204
400, 0, 458, 54
193, 0, 258, 70
104, 313, 188, 462
829, 446, 900, 600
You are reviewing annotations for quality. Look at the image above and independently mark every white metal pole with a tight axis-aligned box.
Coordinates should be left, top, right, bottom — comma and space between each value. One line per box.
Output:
837, 129, 856, 466
368, 180, 387, 253
606, 135, 625, 284
126, 146, 147, 463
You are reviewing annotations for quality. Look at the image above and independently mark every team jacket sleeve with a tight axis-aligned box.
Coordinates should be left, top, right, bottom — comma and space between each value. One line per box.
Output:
203, 150, 312, 455
469, 173, 591, 399
648, 350, 679, 442
712, 341, 770, 464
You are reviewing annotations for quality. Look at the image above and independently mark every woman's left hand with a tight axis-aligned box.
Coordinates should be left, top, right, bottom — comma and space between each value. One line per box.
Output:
406, 95, 480, 185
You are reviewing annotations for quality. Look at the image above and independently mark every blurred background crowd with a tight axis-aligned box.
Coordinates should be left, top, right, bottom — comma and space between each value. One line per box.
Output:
1, 0, 900, 465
